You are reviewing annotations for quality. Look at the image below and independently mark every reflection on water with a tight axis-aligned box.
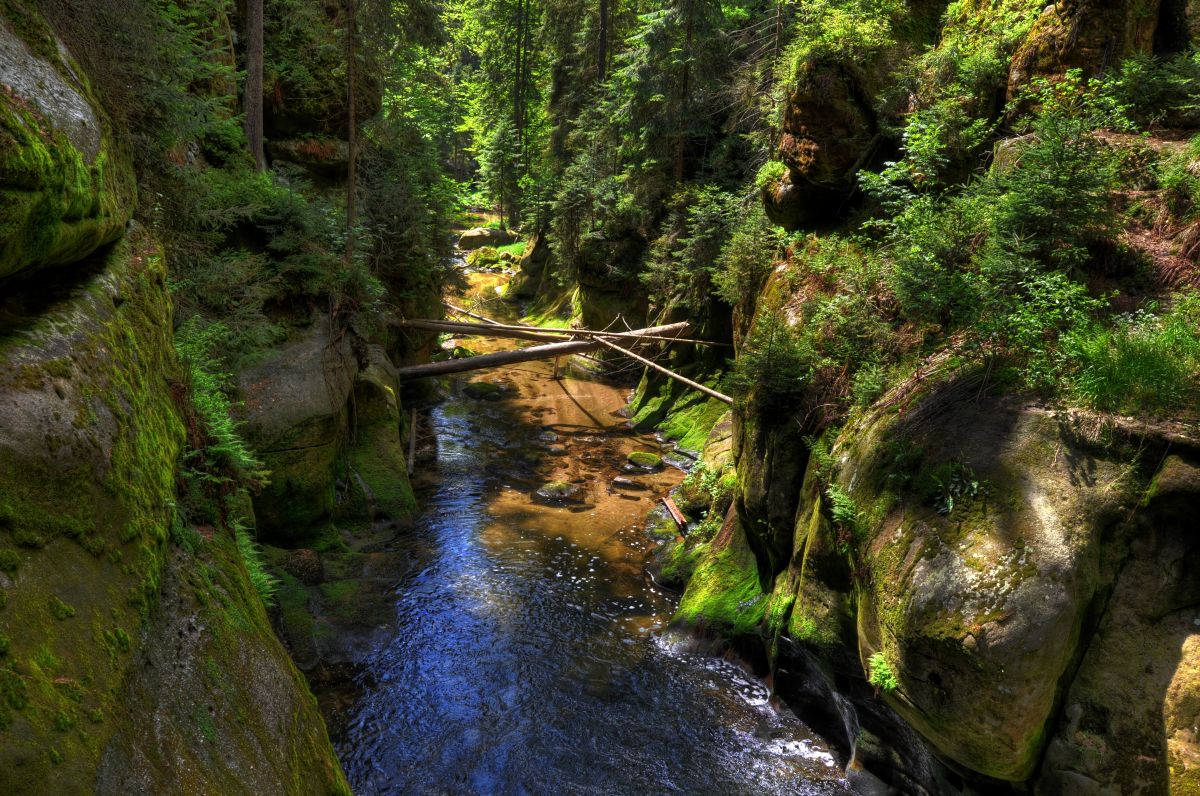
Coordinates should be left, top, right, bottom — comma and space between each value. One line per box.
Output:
333, 303, 848, 795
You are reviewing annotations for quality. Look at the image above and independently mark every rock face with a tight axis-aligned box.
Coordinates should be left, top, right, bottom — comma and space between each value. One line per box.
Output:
238, 323, 417, 543
0, 19, 135, 280
0, 229, 182, 789
678, 368, 1200, 791
0, 226, 348, 794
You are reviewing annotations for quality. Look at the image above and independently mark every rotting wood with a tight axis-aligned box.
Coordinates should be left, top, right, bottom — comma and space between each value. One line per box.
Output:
394, 322, 691, 379
592, 335, 733, 405
662, 495, 688, 533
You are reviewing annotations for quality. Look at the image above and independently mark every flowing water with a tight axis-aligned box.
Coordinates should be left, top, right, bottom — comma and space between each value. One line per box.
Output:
329, 274, 850, 795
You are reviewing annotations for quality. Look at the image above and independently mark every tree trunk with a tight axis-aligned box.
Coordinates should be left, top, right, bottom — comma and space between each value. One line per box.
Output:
243, 0, 265, 170
597, 0, 608, 82
345, 0, 357, 264
674, 2, 693, 184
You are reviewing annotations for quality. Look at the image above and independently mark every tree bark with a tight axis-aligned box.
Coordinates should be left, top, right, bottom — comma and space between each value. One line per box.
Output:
345, 0, 357, 263
243, 0, 265, 170
597, 0, 608, 81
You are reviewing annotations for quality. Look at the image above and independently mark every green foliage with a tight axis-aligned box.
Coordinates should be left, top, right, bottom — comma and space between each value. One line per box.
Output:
466, 246, 501, 268
754, 161, 787, 192
918, 460, 981, 516
174, 318, 267, 489
1061, 292, 1200, 415
868, 650, 899, 692
826, 485, 860, 538
713, 204, 783, 304
728, 305, 812, 409
1158, 135, 1200, 221
234, 521, 278, 608
1103, 51, 1200, 127
47, 597, 75, 621
643, 186, 738, 312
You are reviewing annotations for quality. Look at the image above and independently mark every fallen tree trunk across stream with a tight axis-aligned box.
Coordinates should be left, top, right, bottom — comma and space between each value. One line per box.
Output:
393, 321, 692, 379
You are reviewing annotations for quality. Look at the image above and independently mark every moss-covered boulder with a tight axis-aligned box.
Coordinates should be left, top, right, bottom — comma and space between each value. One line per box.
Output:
0, 228, 182, 789
94, 526, 351, 795
836, 394, 1143, 782
627, 451, 663, 470
505, 233, 551, 299
337, 345, 417, 529
0, 16, 135, 281
238, 319, 356, 543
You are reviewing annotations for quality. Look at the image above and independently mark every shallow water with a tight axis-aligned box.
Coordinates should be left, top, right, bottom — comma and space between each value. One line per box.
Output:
331, 280, 849, 795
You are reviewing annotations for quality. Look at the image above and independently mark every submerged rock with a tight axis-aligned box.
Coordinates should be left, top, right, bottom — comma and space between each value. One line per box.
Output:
464, 381, 504, 400
612, 476, 649, 491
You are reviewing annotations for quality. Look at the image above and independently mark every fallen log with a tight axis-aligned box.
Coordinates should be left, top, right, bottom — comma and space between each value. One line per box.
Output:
400, 318, 566, 344
433, 314, 729, 347
394, 321, 691, 379
661, 495, 688, 533
592, 335, 734, 405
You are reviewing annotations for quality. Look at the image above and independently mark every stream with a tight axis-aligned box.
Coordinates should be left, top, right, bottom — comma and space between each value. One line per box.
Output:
328, 272, 851, 795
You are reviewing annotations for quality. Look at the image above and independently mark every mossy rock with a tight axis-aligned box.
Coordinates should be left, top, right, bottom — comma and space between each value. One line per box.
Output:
94, 523, 351, 794
836, 393, 1144, 782
672, 519, 767, 637
533, 481, 581, 504
238, 319, 356, 544
627, 451, 663, 470
0, 18, 136, 281
466, 246, 500, 269
0, 227, 184, 790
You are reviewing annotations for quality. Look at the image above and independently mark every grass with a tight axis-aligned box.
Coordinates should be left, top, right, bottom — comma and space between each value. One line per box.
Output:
1061, 292, 1200, 416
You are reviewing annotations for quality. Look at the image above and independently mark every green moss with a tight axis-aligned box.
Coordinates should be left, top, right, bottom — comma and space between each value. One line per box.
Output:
627, 451, 663, 469
47, 597, 75, 621
0, 549, 19, 572
630, 371, 728, 453
673, 531, 768, 637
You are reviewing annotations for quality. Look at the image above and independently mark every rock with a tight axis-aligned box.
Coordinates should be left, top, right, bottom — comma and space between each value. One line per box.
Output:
458, 227, 518, 250
534, 481, 582, 504
505, 233, 550, 299
612, 476, 649, 491
463, 381, 504, 400
0, 20, 136, 280
1038, 454, 1200, 793
0, 228, 184, 790
238, 318, 356, 543
538, 430, 559, 443
465, 245, 500, 268
500, 250, 516, 262
450, 345, 476, 359
265, 137, 350, 179
547, 445, 568, 456
1007, 1, 1158, 101
627, 451, 664, 470
837, 393, 1141, 782
281, 549, 324, 586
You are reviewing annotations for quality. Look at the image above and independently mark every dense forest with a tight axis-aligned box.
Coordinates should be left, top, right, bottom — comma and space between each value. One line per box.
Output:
1, 0, 1200, 793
